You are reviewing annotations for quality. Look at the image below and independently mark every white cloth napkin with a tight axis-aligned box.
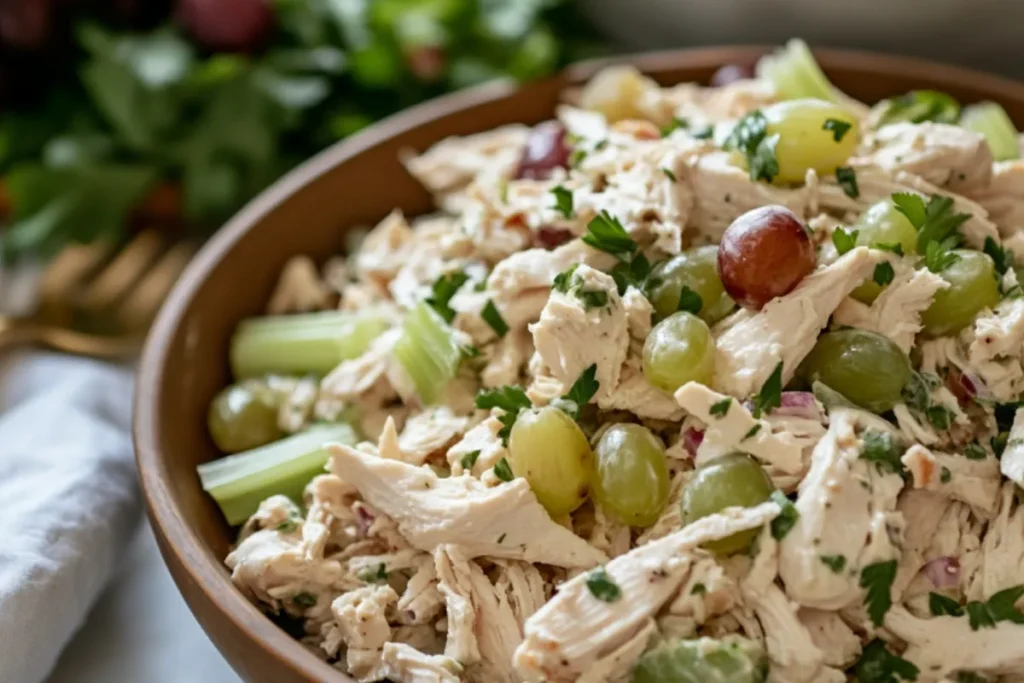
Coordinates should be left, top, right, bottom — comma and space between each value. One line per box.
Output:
0, 351, 139, 683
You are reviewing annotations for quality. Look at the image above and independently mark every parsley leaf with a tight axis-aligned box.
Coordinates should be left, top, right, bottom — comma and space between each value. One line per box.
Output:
709, 398, 732, 418
582, 211, 637, 256
965, 585, 1024, 630
723, 110, 779, 183
861, 560, 898, 627
873, 261, 895, 287
481, 299, 509, 338
550, 186, 574, 219
493, 457, 514, 482
877, 90, 961, 126
585, 568, 622, 602
902, 371, 934, 415
677, 286, 703, 315
984, 236, 1014, 275
770, 490, 800, 540
292, 592, 317, 608
460, 450, 481, 470
475, 386, 532, 444
820, 555, 847, 573
661, 167, 677, 182
609, 252, 651, 294
557, 364, 599, 420
661, 116, 687, 137
860, 430, 904, 475
926, 405, 953, 430
832, 227, 859, 255
929, 592, 964, 617
836, 166, 859, 198
873, 241, 905, 256
357, 563, 389, 584
750, 362, 783, 418
924, 237, 962, 273
743, 424, 762, 440
940, 466, 952, 483
854, 639, 920, 683
577, 289, 608, 310
823, 118, 852, 142
425, 270, 469, 323
965, 442, 988, 460
892, 193, 970, 257
552, 264, 579, 293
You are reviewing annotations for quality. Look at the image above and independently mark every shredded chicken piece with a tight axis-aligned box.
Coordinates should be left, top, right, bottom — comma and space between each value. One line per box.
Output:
859, 122, 993, 192
267, 255, 332, 314
901, 443, 1001, 515
367, 642, 462, 683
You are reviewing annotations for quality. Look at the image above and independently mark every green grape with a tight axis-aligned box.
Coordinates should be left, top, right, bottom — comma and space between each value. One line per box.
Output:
921, 250, 1001, 338
633, 636, 768, 683
764, 99, 860, 183
849, 199, 919, 303
680, 453, 774, 555
649, 246, 736, 323
509, 406, 593, 517
592, 424, 671, 527
208, 380, 284, 454
798, 329, 911, 413
642, 312, 715, 393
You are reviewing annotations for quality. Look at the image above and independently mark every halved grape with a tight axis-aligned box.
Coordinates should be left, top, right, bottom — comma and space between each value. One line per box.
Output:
579, 65, 654, 122
921, 250, 1001, 338
509, 406, 592, 517
633, 636, 768, 683
592, 424, 670, 527
649, 246, 735, 323
961, 101, 1021, 162
849, 199, 918, 303
798, 329, 911, 413
764, 99, 860, 184
208, 380, 285, 454
642, 312, 715, 393
179, 0, 274, 53
681, 453, 774, 555
516, 121, 572, 180
718, 206, 816, 310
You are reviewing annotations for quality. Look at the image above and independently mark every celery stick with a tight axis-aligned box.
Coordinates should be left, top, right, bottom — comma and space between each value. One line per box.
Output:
757, 39, 837, 103
198, 424, 357, 525
962, 102, 1021, 161
230, 310, 389, 379
393, 302, 462, 405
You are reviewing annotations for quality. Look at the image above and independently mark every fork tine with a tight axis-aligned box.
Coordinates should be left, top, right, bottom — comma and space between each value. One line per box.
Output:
37, 242, 115, 324
76, 230, 165, 314
115, 241, 196, 329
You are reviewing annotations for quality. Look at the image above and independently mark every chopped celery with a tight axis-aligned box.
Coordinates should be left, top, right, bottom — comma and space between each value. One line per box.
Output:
756, 39, 836, 103
198, 423, 358, 525
393, 301, 462, 405
230, 310, 389, 379
875, 90, 961, 127
962, 102, 1021, 161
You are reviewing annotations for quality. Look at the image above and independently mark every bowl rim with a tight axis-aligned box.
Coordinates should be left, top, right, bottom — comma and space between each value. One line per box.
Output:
134, 44, 1024, 681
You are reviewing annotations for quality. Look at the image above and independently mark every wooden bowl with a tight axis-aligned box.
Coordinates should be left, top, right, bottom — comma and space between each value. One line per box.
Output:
134, 46, 1024, 683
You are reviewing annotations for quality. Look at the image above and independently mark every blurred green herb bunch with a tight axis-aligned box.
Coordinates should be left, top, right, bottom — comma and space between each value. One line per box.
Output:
0, 0, 599, 261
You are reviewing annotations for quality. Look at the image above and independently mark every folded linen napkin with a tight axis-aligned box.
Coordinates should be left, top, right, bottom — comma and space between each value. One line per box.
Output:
0, 351, 139, 683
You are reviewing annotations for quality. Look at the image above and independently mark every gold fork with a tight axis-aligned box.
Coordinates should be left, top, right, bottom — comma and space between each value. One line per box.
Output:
0, 230, 196, 358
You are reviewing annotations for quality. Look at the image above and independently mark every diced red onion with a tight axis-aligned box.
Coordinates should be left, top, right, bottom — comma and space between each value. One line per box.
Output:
773, 391, 824, 421
959, 371, 992, 402
710, 63, 755, 87
682, 428, 704, 456
355, 504, 375, 537
923, 556, 960, 589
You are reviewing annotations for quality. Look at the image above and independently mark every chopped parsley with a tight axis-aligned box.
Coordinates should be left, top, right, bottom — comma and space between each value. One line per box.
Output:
691, 125, 714, 140
357, 563, 389, 584
984, 236, 1014, 275
481, 299, 509, 338
493, 457, 514, 482
965, 442, 988, 460
577, 289, 608, 310
661, 167, 677, 182
569, 148, 587, 168
275, 519, 299, 533
992, 431, 1010, 458
861, 559, 898, 627
854, 638, 920, 683
860, 430, 904, 475
581, 211, 651, 294
556, 364, 599, 420
873, 261, 895, 287
552, 264, 609, 310
902, 371, 935, 414
926, 405, 954, 430
709, 398, 732, 418
550, 186, 574, 218
832, 227, 859, 255
940, 466, 952, 483
750, 362, 783, 418
823, 118, 852, 142
924, 238, 962, 273
691, 583, 707, 595
820, 554, 847, 573
661, 116, 687, 137
873, 241, 905, 256
425, 270, 469, 323
475, 385, 532, 444
497, 532, 507, 544
770, 490, 800, 541
292, 592, 317, 608
743, 424, 762, 440
677, 286, 703, 315
929, 592, 964, 617
964, 585, 1024, 630
460, 450, 481, 470
836, 166, 859, 198
723, 110, 780, 183
876, 89, 961, 126
891, 192, 969, 267
585, 567, 622, 602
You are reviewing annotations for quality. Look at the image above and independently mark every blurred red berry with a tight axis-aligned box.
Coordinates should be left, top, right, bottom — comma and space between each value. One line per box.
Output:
406, 45, 445, 82
176, 0, 273, 53
0, 0, 54, 50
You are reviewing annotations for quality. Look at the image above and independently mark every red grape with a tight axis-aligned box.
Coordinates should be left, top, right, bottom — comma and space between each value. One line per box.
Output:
0, 0, 54, 50
717, 205, 815, 310
535, 226, 573, 250
710, 64, 755, 88
177, 0, 273, 53
515, 121, 571, 180
406, 45, 445, 82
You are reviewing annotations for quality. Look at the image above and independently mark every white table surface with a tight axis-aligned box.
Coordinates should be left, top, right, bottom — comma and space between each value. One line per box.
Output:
46, 520, 242, 683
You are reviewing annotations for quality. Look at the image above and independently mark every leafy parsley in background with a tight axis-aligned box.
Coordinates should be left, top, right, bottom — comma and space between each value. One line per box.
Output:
0, 0, 602, 260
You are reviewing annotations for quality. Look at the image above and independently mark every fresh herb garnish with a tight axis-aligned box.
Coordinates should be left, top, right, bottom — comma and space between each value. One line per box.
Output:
709, 398, 732, 418
577, 289, 609, 310
993, 431, 1010, 458
357, 563, 389, 584
677, 286, 703, 315
552, 265, 578, 293
481, 299, 509, 338
292, 592, 317, 608
425, 270, 469, 323
556, 364, 599, 420
965, 442, 987, 460
661, 117, 687, 137
876, 90, 961, 126
460, 450, 481, 470
493, 457, 514, 482
940, 466, 952, 483
770, 490, 800, 541
750, 362, 783, 418
861, 560, 898, 627
497, 532, 507, 543
691, 583, 707, 595
984, 236, 1014, 275
551, 186, 574, 218
836, 166, 859, 198
927, 405, 954, 430
924, 238, 962, 273
964, 585, 1024, 630
891, 193, 970, 265
820, 555, 847, 573
823, 118, 852, 142
723, 110, 780, 183
475, 385, 532, 444
832, 227, 858, 255
661, 167, 677, 182
743, 424, 762, 440
854, 638, 920, 683
585, 567, 622, 602
929, 592, 964, 617
873, 241, 905, 256
276, 519, 299, 533
873, 262, 895, 287
860, 430, 904, 475
582, 211, 637, 256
